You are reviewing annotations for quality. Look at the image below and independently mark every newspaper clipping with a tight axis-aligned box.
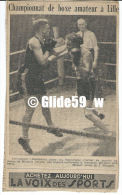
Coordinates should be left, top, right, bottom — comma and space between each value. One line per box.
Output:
3, 0, 119, 192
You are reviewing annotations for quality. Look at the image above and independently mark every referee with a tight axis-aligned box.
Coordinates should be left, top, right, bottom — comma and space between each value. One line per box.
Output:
76, 18, 99, 70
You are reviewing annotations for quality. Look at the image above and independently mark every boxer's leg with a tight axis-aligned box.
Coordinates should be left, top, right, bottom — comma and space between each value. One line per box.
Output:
57, 57, 65, 86
22, 96, 35, 139
89, 76, 96, 101
18, 96, 34, 154
38, 96, 63, 137
76, 76, 94, 116
77, 78, 90, 100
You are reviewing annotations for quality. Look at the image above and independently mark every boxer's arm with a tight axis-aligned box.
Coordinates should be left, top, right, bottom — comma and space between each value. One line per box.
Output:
72, 63, 76, 70
93, 47, 98, 68
91, 32, 99, 69
29, 38, 50, 66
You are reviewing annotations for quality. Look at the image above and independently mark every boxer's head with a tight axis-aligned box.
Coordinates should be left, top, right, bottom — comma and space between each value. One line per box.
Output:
32, 17, 50, 38
77, 18, 87, 32
66, 32, 83, 51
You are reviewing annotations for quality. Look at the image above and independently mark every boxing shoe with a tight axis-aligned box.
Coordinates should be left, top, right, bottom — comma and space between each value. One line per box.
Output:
47, 124, 63, 137
18, 137, 33, 154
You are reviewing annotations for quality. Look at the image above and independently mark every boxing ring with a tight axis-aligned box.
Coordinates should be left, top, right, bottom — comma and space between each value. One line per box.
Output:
9, 40, 117, 156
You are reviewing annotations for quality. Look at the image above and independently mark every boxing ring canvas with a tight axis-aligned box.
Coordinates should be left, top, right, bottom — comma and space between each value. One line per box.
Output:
3, 0, 119, 192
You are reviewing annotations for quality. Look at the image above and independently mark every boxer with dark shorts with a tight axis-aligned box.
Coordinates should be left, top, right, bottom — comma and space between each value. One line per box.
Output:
66, 32, 96, 108
18, 17, 63, 154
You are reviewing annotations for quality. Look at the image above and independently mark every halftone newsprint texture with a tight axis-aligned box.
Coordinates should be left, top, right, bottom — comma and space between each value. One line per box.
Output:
3, 0, 119, 192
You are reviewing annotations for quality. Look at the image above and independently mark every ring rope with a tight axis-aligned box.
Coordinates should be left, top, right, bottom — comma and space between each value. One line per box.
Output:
10, 120, 115, 141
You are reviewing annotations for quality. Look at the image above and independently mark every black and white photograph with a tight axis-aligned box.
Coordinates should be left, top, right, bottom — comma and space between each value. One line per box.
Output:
1, 0, 120, 192
9, 14, 117, 157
